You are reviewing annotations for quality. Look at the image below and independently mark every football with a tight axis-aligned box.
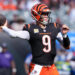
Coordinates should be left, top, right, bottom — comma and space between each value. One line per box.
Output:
0, 14, 6, 26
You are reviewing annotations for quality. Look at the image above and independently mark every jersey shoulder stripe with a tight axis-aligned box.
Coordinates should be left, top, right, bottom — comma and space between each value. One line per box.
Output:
28, 24, 30, 29
23, 24, 31, 30
53, 22, 61, 29
54, 22, 57, 28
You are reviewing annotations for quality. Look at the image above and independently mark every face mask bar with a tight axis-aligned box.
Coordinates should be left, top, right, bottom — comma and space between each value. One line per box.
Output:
48, 12, 52, 23
40, 11, 51, 25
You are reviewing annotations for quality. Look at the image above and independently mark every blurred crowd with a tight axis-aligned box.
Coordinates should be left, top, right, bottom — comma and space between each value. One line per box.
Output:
0, 0, 75, 75
0, 0, 75, 30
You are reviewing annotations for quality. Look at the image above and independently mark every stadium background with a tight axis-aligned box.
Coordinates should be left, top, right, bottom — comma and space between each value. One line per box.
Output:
0, 0, 75, 75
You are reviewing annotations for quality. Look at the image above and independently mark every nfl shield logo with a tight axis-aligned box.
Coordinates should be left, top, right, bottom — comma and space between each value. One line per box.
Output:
34, 29, 39, 33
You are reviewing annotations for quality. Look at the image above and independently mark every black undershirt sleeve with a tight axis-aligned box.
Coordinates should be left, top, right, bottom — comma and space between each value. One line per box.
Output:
63, 36, 70, 49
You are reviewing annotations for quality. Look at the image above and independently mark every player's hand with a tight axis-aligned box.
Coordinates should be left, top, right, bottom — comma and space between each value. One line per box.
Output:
61, 24, 69, 35
1, 20, 8, 27
0, 20, 8, 31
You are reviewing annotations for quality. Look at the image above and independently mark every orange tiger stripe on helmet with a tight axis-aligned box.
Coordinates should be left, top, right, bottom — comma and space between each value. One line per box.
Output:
37, 4, 46, 12
31, 4, 38, 17
31, 4, 41, 21
36, 4, 42, 11
40, 5, 48, 12
33, 5, 38, 12
31, 3, 50, 23
32, 4, 40, 12
32, 4, 48, 13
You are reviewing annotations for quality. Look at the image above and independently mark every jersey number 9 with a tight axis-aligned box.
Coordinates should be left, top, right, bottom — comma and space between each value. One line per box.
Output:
42, 35, 51, 53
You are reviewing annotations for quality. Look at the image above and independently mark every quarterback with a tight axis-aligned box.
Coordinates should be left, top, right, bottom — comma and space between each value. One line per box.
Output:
1, 3, 70, 75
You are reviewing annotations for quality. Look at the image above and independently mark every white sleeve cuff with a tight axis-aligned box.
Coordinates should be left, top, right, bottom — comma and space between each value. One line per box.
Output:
2, 26, 17, 37
2, 26, 8, 31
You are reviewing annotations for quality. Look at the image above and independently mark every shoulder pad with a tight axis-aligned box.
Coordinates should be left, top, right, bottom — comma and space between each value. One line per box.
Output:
54, 22, 61, 28
23, 24, 31, 30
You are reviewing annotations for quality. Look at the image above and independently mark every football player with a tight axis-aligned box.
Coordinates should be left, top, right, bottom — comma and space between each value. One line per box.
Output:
1, 3, 70, 75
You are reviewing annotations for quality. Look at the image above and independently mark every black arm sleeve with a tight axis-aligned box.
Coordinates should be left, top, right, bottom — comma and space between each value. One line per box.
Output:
63, 36, 70, 49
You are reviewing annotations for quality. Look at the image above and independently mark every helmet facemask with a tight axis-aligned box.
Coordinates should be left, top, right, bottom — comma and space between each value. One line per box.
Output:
39, 11, 51, 25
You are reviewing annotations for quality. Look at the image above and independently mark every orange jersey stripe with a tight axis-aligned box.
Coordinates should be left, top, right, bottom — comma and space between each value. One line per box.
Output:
37, 4, 46, 12
40, 33, 51, 35
54, 22, 57, 28
28, 24, 30, 29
